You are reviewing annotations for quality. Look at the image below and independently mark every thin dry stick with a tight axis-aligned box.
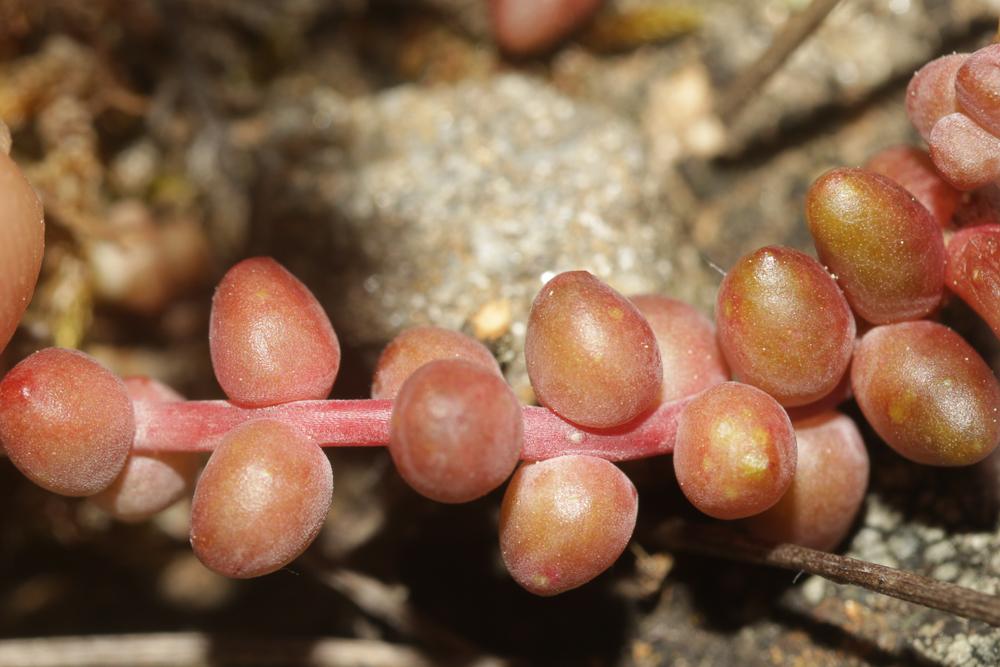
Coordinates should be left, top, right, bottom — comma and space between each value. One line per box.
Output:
0, 634, 437, 667
716, 0, 843, 122
302, 562, 507, 664
657, 520, 1000, 627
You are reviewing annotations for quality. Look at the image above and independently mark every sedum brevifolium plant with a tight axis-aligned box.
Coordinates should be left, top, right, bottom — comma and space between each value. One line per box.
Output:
0, 41, 997, 597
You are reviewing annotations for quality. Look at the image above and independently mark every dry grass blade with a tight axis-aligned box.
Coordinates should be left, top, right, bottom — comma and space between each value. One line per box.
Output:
716, 0, 843, 121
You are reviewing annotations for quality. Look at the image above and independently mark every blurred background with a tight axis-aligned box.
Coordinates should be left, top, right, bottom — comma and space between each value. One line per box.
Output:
0, 0, 998, 665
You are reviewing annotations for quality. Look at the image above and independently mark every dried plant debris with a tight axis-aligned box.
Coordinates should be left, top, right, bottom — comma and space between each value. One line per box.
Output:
0, 118, 9, 154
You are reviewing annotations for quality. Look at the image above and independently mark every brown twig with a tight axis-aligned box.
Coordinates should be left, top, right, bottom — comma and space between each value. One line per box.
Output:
656, 520, 1000, 627
716, 0, 843, 122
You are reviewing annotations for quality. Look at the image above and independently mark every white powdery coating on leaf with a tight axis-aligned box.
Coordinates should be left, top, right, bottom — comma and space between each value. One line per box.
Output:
91, 452, 199, 522
190, 420, 333, 579
0, 348, 134, 497
930, 113, 1000, 191
209, 258, 340, 407
499, 455, 637, 596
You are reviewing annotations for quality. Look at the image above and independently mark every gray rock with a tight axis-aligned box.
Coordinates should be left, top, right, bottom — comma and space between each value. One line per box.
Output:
256, 73, 716, 397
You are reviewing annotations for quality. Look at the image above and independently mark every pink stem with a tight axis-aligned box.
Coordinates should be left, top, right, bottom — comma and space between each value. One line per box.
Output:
133, 397, 691, 462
